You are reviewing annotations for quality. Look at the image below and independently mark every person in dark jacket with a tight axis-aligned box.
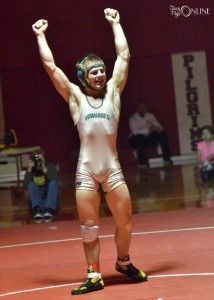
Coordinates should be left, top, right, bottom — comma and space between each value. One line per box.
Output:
23, 148, 59, 223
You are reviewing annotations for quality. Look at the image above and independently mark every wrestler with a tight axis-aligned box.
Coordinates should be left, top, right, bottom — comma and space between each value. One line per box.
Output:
32, 8, 147, 295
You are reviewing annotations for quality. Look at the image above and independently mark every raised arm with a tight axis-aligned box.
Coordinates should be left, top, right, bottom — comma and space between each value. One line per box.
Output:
32, 19, 78, 103
104, 8, 130, 93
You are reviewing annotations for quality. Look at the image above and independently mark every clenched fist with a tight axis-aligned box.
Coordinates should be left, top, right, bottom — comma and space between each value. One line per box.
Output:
32, 19, 48, 35
104, 8, 120, 24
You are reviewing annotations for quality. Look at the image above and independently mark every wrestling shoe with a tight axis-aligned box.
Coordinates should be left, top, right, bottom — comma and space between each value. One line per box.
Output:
115, 260, 148, 282
71, 268, 104, 295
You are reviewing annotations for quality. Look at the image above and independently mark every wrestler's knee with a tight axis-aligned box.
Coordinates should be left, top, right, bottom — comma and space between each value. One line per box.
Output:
116, 212, 132, 233
81, 223, 99, 243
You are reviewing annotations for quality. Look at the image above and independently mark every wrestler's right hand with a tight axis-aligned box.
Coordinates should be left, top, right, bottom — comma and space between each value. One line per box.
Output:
32, 19, 48, 35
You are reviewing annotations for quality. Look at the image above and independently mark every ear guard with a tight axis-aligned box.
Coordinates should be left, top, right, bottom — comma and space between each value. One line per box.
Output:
77, 68, 86, 83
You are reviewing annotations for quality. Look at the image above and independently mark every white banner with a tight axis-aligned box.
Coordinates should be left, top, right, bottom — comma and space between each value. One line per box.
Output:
0, 79, 5, 138
171, 51, 211, 154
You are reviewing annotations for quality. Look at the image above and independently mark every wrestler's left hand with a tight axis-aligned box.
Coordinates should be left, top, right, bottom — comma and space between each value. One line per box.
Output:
104, 8, 120, 24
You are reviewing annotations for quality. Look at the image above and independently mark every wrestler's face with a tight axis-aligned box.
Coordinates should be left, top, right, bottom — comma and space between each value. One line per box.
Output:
87, 65, 106, 90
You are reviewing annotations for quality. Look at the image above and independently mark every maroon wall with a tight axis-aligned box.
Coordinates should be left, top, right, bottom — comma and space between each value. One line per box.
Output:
1, 0, 214, 165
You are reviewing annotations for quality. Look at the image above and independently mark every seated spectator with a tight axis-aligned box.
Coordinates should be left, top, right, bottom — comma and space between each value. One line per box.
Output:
23, 148, 60, 223
197, 125, 214, 181
129, 102, 173, 169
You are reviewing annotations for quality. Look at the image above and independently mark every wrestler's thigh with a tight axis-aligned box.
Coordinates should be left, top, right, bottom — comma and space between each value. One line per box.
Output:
76, 189, 101, 225
105, 184, 132, 225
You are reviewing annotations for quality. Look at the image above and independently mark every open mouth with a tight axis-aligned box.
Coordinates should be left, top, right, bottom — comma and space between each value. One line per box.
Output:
95, 80, 105, 85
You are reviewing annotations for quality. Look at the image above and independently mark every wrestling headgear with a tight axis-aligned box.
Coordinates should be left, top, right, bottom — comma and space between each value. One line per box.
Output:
76, 53, 106, 88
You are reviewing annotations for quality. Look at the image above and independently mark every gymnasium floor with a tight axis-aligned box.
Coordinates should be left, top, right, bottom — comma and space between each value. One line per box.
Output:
0, 160, 214, 299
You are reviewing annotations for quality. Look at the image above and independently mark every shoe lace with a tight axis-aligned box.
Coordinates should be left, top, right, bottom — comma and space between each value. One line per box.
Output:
79, 278, 90, 288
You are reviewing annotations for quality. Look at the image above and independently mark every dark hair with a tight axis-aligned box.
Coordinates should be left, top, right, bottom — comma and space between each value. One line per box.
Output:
201, 125, 214, 135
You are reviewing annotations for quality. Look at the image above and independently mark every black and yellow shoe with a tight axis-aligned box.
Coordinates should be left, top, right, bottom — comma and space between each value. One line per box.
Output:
115, 262, 148, 282
71, 268, 104, 295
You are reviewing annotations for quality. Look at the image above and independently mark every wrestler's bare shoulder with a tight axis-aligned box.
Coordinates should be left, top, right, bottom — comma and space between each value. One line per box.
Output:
68, 83, 84, 103
106, 79, 120, 98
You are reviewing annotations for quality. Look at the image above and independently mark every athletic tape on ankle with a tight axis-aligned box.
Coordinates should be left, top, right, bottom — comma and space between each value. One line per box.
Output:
81, 225, 99, 242
87, 272, 102, 279
117, 259, 131, 266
